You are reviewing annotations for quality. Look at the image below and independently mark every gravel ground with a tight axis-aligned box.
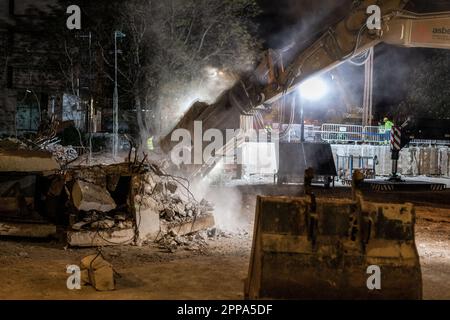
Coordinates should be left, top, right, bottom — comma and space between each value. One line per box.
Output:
0, 184, 448, 300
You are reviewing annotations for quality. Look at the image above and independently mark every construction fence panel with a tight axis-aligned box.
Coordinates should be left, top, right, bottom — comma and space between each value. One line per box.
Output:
281, 124, 321, 142
363, 126, 387, 144
321, 124, 363, 143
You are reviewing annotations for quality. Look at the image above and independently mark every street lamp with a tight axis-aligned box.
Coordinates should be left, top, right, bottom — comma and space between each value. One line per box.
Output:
113, 30, 126, 159
297, 76, 329, 141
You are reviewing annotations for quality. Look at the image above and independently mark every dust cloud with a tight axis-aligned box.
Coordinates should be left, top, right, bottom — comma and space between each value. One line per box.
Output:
190, 177, 245, 232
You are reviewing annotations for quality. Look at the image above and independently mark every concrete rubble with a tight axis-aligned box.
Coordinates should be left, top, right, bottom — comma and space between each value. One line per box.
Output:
0, 137, 78, 167
156, 227, 242, 253
156, 230, 209, 253
0, 134, 216, 248
80, 253, 115, 291
63, 162, 215, 248
132, 168, 215, 244
43, 142, 78, 164
72, 180, 117, 213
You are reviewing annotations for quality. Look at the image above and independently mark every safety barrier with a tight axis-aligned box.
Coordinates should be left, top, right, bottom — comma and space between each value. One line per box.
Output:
321, 124, 364, 143
410, 139, 450, 146
322, 125, 391, 144
363, 126, 388, 143
280, 124, 450, 146
281, 124, 321, 142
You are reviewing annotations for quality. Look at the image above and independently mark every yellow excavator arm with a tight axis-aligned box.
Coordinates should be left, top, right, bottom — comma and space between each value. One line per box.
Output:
161, 0, 450, 167
264, 5, 450, 104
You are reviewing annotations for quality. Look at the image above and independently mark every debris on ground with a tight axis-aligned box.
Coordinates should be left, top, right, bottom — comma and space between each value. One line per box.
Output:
71, 211, 134, 232
155, 227, 247, 253
156, 230, 209, 253
43, 142, 78, 164
0, 114, 80, 166
158, 195, 214, 223
0, 134, 216, 249
62, 161, 215, 247
80, 253, 115, 291
72, 180, 117, 213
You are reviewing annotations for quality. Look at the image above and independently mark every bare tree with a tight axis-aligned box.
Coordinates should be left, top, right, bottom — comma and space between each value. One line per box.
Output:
117, 0, 261, 149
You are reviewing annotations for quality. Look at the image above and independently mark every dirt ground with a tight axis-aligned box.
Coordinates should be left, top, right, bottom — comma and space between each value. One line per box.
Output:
0, 185, 448, 300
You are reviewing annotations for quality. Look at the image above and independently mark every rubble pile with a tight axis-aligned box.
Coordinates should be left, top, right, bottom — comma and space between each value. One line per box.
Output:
0, 134, 216, 247
71, 212, 134, 232
155, 227, 248, 253
0, 138, 29, 150
159, 196, 214, 223
43, 142, 78, 164
156, 230, 209, 253
134, 169, 215, 230
64, 162, 215, 247
0, 137, 78, 165
67, 164, 137, 236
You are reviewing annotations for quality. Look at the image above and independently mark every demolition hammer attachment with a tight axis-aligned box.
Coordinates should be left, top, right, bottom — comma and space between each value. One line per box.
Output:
245, 170, 422, 300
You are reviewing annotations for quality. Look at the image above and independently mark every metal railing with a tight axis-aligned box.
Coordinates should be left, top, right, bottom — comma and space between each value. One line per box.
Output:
279, 124, 450, 146
409, 139, 450, 146
363, 126, 388, 144
321, 124, 364, 143
280, 124, 321, 142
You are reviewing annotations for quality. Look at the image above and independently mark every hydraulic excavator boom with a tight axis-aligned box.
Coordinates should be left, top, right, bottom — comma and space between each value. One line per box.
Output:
161, 0, 450, 165
160, 1, 450, 299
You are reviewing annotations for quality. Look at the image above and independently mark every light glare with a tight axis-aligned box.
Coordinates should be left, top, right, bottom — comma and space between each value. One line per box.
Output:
299, 76, 328, 101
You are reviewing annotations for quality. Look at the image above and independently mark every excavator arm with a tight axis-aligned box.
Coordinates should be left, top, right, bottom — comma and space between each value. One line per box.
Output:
261, 4, 450, 105
161, 0, 450, 174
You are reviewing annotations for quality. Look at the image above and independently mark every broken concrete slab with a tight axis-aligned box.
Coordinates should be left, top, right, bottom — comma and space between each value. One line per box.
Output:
160, 214, 215, 236
71, 220, 91, 231
90, 219, 115, 230
0, 221, 56, 238
72, 180, 117, 213
80, 254, 115, 291
136, 207, 160, 242
165, 181, 178, 193
67, 228, 134, 247
0, 150, 59, 172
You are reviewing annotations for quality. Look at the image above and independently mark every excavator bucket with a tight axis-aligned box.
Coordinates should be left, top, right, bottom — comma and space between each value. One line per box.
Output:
245, 196, 422, 300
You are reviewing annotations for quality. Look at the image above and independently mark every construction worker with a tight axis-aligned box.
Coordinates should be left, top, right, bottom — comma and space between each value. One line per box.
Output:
147, 135, 154, 152
383, 117, 394, 143
265, 124, 272, 142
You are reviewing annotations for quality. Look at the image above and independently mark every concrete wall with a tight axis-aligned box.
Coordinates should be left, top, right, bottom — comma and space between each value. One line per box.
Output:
332, 144, 450, 178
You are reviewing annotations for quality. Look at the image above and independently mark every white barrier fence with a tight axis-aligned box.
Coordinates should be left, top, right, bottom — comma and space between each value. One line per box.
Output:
321, 124, 364, 143
322, 124, 450, 145
279, 123, 450, 146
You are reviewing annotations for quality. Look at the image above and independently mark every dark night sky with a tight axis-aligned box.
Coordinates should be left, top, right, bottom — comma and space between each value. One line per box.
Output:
257, 0, 450, 46
256, 0, 351, 48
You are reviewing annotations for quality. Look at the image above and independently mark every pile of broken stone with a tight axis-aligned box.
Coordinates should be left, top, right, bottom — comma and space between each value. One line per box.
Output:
71, 211, 134, 232
0, 137, 78, 165
134, 170, 214, 225
69, 163, 215, 244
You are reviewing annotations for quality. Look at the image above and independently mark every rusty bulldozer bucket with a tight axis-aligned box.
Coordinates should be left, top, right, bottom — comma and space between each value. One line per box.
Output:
245, 196, 422, 300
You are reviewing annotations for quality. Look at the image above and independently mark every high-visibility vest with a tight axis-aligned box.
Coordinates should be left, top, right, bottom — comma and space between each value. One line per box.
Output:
147, 136, 154, 151
385, 121, 394, 131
